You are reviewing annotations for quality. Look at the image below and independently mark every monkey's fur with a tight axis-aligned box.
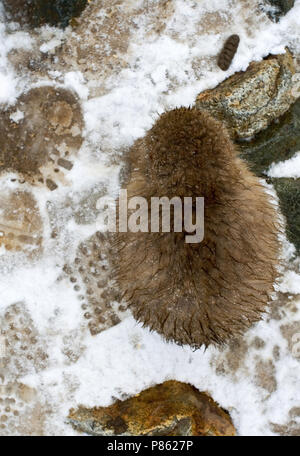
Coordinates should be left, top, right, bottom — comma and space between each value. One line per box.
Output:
113, 108, 280, 348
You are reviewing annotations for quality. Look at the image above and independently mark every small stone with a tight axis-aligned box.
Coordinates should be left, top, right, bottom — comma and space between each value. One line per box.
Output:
46, 179, 58, 191
57, 158, 73, 170
262, 0, 295, 22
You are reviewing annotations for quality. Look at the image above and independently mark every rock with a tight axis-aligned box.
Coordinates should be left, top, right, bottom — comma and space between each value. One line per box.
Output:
2, 0, 88, 28
69, 381, 236, 436
262, 1, 295, 22
196, 51, 296, 139
267, 178, 300, 253
233, 94, 300, 253
237, 98, 300, 177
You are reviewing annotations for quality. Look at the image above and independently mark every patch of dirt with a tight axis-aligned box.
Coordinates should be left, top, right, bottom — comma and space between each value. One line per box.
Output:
271, 406, 300, 436
2, 0, 89, 28
0, 382, 44, 436
254, 359, 277, 393
62, 232, 129, 336
0, 302, 48, 381
213, 337, 249, 377
0, 190, 42, 256
280, 320, 300, 358
0, 86, 83, 190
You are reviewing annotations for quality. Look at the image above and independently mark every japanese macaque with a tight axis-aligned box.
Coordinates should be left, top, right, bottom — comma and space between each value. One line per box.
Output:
113, 108, 280, 348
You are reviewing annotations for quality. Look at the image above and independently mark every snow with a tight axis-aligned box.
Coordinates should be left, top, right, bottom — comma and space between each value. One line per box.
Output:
64, 71, 89, 100
268, 151, 300, 178
279, 271, 300, 294
0, 0, 300, 436
9, 109, 24, 123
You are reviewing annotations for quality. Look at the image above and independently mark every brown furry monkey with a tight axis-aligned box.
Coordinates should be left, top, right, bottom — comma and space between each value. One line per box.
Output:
113, 108, 280, 348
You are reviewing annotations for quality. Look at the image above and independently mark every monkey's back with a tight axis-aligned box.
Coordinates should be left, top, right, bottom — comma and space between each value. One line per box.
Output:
113, 109, 280, 348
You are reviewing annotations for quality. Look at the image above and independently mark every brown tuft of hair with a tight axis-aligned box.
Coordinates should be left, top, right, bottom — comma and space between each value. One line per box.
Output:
113, 108, 280, 348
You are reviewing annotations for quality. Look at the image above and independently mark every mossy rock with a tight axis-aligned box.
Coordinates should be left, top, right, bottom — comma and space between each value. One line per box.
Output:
264, 0, 295, 22
236, 98, 300, 253
267, 178, 300, 253
3, 0, 88, 28
237, 98, 300, 178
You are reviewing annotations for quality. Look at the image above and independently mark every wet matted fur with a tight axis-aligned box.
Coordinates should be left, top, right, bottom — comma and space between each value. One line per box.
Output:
113, 108, 280, 348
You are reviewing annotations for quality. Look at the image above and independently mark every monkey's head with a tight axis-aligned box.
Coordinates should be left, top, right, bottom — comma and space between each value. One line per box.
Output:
145, 108, 239, 201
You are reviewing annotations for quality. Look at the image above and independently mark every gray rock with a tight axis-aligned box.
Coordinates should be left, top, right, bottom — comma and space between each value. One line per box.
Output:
68, 381, 236, 436
196, 51, 296, 139
262, 1, 295, 22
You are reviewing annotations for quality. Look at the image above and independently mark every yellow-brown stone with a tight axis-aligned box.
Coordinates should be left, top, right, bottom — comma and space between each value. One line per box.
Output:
69, 380, 236, 436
